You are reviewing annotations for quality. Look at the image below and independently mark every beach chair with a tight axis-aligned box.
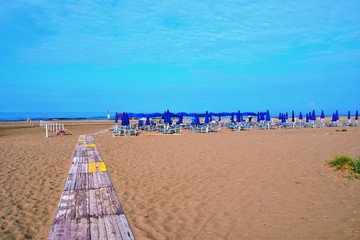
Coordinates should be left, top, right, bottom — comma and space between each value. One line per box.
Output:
195, 126, 208, 133
228, 124, 241, 131
127, 129, 138, 136
209, 126, 220, 132
112, 129, 126, 137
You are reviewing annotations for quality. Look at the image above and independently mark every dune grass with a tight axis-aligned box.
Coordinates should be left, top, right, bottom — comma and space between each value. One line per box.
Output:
329, 154, 360, 180
335, 129, 347, 132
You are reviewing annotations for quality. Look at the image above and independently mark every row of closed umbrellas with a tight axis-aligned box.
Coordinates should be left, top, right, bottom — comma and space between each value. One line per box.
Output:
115, 110, 359, 126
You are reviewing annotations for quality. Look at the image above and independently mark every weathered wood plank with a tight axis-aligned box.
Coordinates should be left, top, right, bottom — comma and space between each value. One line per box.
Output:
90, 215, 135, 240
86, 151, 100, 157
64, 172, 113, 191
54, 190, 89, 221
69, 163, 88, 174
48, 218, 90, 240
63, 173, 88, 191
54, 187, 125, 222
88, 172, 113, 189
72, 156, 89, 164
49, 135, 134, 240
89, 187, 124, 217
73, 149, 83, 157
87, 155, 103, 163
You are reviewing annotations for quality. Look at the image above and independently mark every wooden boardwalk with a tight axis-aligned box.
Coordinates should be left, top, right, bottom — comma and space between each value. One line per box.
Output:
48, 135, 135, 240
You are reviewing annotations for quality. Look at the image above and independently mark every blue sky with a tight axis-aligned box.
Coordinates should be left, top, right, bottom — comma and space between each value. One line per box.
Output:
1, 0, 359, 114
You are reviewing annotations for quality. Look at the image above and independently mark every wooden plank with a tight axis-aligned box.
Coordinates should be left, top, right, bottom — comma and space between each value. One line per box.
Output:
72, 155, 102, 164
86, 150, 100, 156
89, 187, 124, 217
48, 218, 90, 240
88, 172, 113, 189
72, 156, 89, 164
69, 163, 88, 174
117, 214, 135, 240
54, 187, 124, 222
87, 155, 103, 163
49, 135, 134, 240
63, 173, 88, 191
90, 215, 135, 240
73, 148, 86, 158
64, 172, 113, 191
54, 190, 89, 221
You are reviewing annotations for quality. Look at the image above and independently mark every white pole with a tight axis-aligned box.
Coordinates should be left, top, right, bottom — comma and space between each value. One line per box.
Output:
56, 123, 58, 132
46, 123, 48, 138
62, 124, 64, 130
52, 122, 54, 132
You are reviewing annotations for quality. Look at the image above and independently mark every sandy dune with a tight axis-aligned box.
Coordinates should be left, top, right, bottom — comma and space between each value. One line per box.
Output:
1, 121, 360, 239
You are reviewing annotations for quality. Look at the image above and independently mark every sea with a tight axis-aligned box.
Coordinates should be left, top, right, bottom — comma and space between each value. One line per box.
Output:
0, 112, 113, 122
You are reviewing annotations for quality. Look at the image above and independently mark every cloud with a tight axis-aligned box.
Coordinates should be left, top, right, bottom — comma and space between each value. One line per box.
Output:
1, 0, 360, 65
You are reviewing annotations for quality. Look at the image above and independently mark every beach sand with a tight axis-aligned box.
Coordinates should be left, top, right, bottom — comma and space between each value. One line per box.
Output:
1, 120, 360, 239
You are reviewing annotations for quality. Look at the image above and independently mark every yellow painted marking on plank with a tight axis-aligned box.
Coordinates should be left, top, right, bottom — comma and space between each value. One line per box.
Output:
86, 144, 97, 147
78, 139, 85, 142
88, 162, 107, 172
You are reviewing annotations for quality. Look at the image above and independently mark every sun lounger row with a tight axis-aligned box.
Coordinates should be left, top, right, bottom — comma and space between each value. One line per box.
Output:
111, 127, 138, 137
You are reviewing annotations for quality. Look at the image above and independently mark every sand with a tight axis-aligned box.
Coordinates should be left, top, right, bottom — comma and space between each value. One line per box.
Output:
1, 120, 360, 239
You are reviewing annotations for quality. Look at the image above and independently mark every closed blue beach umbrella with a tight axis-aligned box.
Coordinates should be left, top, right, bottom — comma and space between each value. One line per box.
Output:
278, 113, 282, 120
209, 113, 213, 122
266, 110, 271, 122
336, 110, 339, 121
164, 110, 171, 124
281, 114, 286, 123
163, 111, 166, 123
285, 112, 288, 119
356, 110, 359, 120
257, 112, 260, 122
231, 113, 235, 123
126, 112, 130, 125
306, 113, 309, 122
292, 110, 295, 122
167, 109, 172, 123
145, 115, 150, 125
193, 114, 200, 125
312, 110, 316, 121
237, 111, 241, 122
115, 112, 118, 123
121, 112, 126, 126
205, 111, 210, 124
299, 112, 303, 120
320, 110, 325, 119
218, 114, 221, 122
348, 110, 351, 120
332, 113, 336, 122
